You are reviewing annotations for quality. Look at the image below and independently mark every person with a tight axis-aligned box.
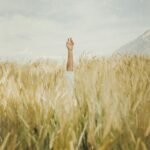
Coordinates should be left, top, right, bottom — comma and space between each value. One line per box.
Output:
64, 38, 74, 91
63, 37, 77, 110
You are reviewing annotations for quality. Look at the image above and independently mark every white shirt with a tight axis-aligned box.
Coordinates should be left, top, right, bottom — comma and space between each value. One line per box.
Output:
64, 71, 77, 109
64, 71, 74, 91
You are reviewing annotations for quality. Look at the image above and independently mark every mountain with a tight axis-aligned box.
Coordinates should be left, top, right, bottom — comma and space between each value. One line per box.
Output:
115, 29, 150, 55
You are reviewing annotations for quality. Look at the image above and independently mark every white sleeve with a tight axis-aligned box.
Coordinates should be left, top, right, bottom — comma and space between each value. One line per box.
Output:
64, 71, 74, 91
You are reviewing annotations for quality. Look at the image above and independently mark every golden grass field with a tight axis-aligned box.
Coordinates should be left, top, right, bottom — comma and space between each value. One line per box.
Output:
0, 55, 150, 150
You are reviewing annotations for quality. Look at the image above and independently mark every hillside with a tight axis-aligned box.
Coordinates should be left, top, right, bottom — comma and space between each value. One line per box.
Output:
116, 29, 150, 55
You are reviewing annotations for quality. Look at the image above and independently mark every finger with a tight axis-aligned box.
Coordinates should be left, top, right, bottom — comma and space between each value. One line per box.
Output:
69, 38, 71, 42
70, 38, 73, 43
70, 38, 74, 45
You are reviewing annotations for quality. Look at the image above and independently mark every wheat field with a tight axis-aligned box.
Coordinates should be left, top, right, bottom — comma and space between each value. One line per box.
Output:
0, 55, 150, 150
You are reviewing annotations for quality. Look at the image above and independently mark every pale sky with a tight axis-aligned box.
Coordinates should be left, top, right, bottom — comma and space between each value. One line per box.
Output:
0, 0, 150, 59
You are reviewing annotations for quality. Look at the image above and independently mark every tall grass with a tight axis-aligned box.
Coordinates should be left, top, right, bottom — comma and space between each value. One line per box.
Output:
0, 55, 150, 150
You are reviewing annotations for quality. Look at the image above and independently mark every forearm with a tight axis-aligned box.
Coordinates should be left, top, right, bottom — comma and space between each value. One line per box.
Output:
66, 50, 73, 71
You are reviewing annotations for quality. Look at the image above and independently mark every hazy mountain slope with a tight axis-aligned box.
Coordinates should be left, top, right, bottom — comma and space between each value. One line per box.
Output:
116, 29, 150, 55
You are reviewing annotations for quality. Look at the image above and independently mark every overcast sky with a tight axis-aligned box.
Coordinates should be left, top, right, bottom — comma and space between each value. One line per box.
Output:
0, 0, 150, 59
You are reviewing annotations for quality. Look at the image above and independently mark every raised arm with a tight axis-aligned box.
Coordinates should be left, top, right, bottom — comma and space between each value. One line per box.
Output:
66, 38, 74, 71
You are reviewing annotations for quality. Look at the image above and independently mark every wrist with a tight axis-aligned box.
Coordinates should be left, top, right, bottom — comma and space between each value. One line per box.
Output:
67, 48, 73, 52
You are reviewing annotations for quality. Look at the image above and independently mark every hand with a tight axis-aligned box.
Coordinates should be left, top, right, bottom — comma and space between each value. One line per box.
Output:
66, 38, 74, 51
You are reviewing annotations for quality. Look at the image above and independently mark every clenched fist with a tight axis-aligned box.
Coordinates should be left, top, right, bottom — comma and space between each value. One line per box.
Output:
66, 38, 74, 51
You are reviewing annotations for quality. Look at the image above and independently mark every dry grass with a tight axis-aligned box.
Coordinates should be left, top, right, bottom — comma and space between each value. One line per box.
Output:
0, 55, 150, 150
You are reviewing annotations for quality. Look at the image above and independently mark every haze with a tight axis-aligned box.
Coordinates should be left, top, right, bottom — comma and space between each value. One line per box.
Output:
0, 0, 150, 60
